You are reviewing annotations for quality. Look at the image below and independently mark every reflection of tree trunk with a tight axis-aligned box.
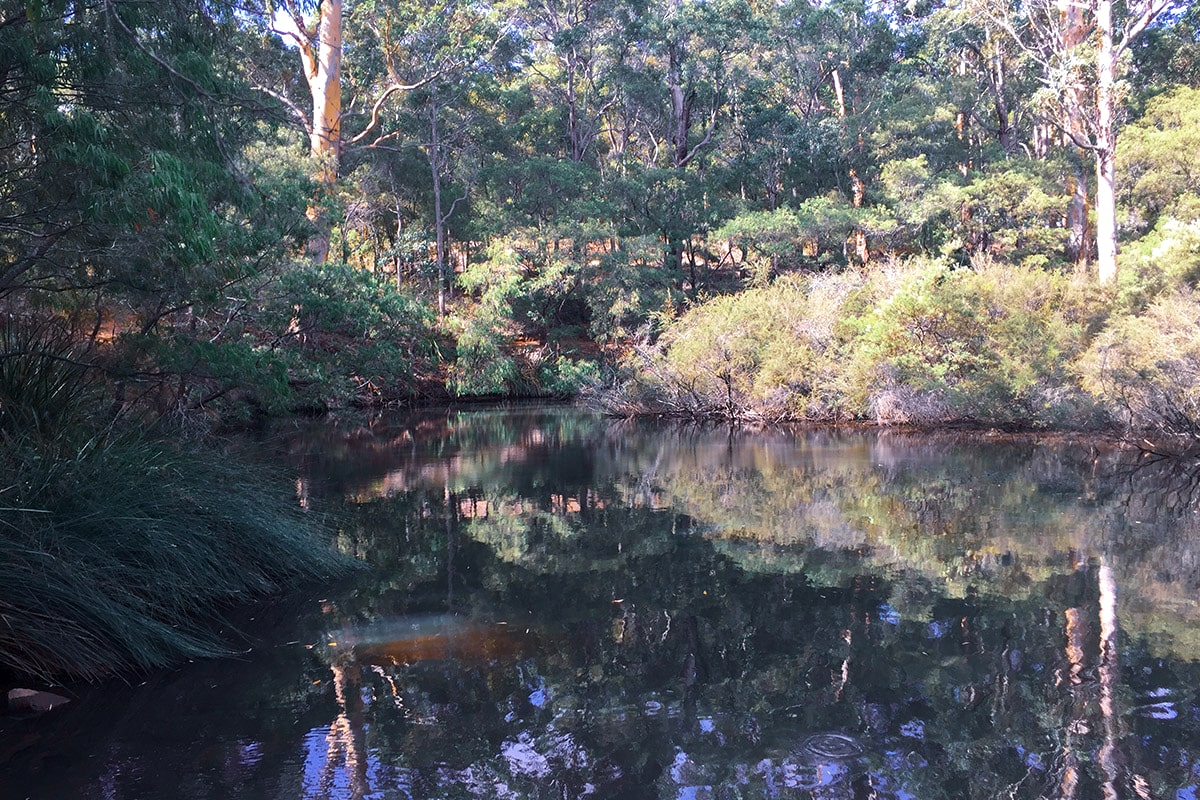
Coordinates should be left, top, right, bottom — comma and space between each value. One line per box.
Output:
1097, 558, 1121, 800
446, 484, 455, 610
323, 662, 370, 800
681, 614, 705, 688
834, 629, 851, 702
1064, 606, 1088, 687
1058, 603, 1089, 800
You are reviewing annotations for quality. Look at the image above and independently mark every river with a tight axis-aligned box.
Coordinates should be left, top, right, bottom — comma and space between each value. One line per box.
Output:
4, 406, 1200, 799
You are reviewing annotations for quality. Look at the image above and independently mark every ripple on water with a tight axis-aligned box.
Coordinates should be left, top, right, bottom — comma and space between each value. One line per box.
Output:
801, 733, 863, 760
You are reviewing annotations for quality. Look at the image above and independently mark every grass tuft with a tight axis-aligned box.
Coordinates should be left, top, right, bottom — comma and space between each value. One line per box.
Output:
0, 315, 353, 681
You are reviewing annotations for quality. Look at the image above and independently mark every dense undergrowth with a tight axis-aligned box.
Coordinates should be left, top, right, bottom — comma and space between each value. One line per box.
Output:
0, 317, 351, 682
589, 253, 1200, 440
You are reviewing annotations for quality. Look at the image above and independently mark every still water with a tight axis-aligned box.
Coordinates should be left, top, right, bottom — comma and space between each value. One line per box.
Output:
5, 407, 1200, 799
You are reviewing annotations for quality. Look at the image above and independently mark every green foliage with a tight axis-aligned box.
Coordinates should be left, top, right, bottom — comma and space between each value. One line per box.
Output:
449, 240, 603, 396
0, 427, 352, 681
1118, 86, 1200, 234
842, 259, 1103, 425
713, 209, 809, 271
0, 329, 352, 680
1, 0, 1196, 423
604, 273, 854, 420
1116, 200, 1200, 310
0, 316, 101, 437
275, 262, 439, 406
874, 159, 1071, 267
1079, 290, 1200, 436
609, 258, 1109, 427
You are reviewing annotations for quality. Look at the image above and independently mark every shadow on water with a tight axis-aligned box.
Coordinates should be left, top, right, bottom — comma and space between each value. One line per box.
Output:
7, 407, 1200, 799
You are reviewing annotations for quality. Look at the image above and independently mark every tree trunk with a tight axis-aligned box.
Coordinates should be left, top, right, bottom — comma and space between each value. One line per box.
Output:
830, 66, 846, 120
1095, 0, 1118, 284
566, 51, 584, 162
429, 98, 448, 317
309, 0, 342, 179
297, 0, 342, 265
669, 82, 693, 168
1066, 167, 1090, 266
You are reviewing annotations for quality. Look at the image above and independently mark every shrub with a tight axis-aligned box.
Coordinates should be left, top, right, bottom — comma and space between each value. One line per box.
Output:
603, 273, 859, 421
1079, 290, 1200, 436
1116, 200, 1200, 311
449, 238, 607, 397
606, 257, 1109, 428
841, 258, 1105, 426
273, 262, 439, 406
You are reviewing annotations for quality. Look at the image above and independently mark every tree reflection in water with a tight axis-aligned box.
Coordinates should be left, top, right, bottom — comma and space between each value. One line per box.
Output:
7, 408, 1200, 800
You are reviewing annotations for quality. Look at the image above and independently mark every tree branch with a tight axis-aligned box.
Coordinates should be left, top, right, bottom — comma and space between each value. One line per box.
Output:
276, 0, 318, 79
104, 0, 213, 98
253, 84, 312, 134
1115, 0, 1173, 57
677, 106, 719, 168
344, 79, 437, 147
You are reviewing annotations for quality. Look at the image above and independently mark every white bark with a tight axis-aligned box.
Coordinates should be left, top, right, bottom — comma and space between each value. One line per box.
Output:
1095, 0, 1118, 284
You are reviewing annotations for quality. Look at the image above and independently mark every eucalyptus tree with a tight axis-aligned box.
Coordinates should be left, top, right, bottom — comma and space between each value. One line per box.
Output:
603, 0, 757, 287
515, 0, 624, 165
984, 0, 1181, 283
336, 0, 518, 314
267, 0, 345, 262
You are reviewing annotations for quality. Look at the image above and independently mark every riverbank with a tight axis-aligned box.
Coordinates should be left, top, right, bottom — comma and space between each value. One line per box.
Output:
580, 257, 1200, 448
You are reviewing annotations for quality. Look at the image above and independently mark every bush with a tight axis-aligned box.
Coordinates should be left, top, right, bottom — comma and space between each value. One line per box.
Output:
449, 238, 606, 397
602, 273, 858, 421
841, 258, 1106, 426
1079, 290, 1200, 436
1116, 199, 1200, 311
273, 262, 439, 406
605, 257, 1110, 428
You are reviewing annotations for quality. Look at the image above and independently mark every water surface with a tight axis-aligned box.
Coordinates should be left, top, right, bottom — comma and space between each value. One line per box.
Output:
5, 407, 1200, 799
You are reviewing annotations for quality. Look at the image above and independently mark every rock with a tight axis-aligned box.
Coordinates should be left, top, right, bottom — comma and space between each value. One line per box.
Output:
7, 688, 71, 714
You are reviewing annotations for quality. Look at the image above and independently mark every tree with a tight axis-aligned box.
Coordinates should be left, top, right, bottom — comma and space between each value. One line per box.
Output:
269, 0, 343, 262
988, 0, 1178, 283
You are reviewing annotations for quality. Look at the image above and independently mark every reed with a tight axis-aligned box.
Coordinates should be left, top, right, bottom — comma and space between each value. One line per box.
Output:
0, 316, 352, 681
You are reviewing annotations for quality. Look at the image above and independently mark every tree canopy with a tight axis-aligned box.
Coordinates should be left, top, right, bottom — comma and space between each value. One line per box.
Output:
1, 0, 1197, 419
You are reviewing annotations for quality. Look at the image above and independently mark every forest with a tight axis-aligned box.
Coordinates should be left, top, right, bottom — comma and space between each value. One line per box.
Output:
1, 0, 1198, 425
1, 0, 1199, 678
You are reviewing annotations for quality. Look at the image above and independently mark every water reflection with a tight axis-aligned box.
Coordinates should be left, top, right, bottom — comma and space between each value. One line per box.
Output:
6, 408, 1200, 799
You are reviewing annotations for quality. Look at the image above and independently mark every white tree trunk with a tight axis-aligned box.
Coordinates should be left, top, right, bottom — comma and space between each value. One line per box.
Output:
1095, 0, 1118, 284
309, 0, 342, 173
298, 0, 342, 264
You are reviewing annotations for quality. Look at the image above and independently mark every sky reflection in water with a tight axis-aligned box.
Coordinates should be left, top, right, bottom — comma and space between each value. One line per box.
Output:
6, 407, 1200, 800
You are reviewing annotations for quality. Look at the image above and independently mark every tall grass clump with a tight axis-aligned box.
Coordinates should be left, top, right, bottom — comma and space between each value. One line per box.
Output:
0, 316, 351, 681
